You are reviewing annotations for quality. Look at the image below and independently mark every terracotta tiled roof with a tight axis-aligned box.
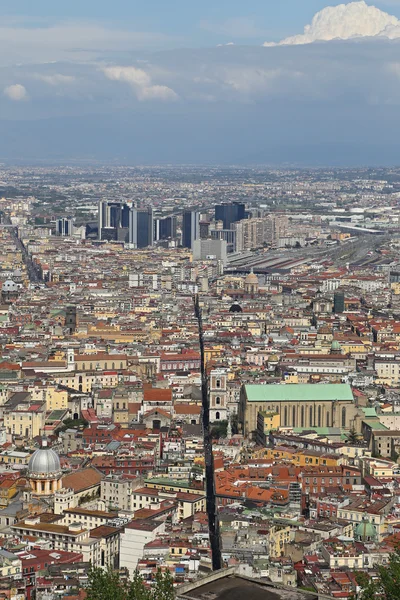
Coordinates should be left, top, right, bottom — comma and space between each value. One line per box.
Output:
174, 405, 201, 415
143, 387, 172, 402
62, 467, 103, 493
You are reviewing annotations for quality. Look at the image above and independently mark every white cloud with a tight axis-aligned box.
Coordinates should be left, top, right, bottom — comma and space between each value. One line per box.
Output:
102, 66, 178, 101
33, 74, 76, 86
3, 84, 28, 101
222, 67, 301, 95
264, 1, 400, 46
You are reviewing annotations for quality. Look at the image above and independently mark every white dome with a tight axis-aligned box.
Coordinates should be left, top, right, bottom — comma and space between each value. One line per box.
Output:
13, 269, 22, 278
28, 447, 61, 479
2, 279, 18, 292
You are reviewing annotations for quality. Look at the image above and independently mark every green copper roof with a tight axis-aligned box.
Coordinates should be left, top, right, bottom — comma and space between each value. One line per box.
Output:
244, 383, 354, 403
355, 518, 377, 541
293, 427, 342, 435
363, 420, 388, 430
362, 407, 377, 418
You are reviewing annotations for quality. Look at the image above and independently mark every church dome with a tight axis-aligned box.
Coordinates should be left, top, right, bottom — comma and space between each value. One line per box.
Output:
13, 269, 22, 278
229, 301, 243, 313
354, 516, 377, 542
245, 270, 258, 284
28, 446, 61, 480
2, 279, 18, 293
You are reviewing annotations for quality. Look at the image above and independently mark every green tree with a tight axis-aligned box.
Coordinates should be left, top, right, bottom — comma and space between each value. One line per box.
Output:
347, 427, 358, 444
85, 566, 174, 600
210, 420, 228, 439
127, 570, 151, 600
356, 546, 400, 599
152, 568, 174, 600
86, 566, 127, 600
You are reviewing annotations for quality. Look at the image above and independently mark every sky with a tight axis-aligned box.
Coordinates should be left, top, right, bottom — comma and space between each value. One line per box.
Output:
2, 0, 400, 165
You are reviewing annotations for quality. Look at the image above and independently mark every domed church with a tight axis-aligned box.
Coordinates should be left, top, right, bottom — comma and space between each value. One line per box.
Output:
28, 439, 63, 497
244, 269, 259, 296
1, 279, 19, 304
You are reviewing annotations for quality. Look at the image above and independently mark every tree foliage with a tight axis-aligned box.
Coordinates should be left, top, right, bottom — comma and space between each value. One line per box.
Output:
347, 426, 358, 444
85, 566, 174, 600
356, 546, 400, 600
58, 417, 88, 432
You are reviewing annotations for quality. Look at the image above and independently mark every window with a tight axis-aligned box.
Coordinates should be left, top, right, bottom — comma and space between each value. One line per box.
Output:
216, 411, 220, 420
342, 407, 346, 428
284, 406, 288, 427
309, 406, 313, 426
301, 406, 304, 428
292, 406, 296, 427
216, 379, 221, 388
318, 405, 321, 427
216, 397, 221, 405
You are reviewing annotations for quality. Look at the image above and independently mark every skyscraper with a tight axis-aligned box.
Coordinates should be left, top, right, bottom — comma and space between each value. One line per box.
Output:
56, 217, 74, 236
154, 216, 177, 241
129, 207, 154, 248
98, 200, 133, 241
215, 202, 245, 230
182, 210, 200, 249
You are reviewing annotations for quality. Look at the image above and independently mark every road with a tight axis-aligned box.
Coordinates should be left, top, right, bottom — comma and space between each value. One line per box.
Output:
1, 212, 42, 283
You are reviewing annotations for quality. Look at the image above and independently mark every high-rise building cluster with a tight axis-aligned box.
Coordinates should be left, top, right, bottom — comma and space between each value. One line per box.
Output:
98, 200, 179, 248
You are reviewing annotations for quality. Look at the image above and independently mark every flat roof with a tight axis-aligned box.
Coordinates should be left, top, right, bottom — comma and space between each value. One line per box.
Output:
244, 383, 354, 403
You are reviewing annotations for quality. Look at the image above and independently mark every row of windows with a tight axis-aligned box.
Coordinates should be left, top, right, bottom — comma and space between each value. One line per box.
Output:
11, 415, 32, 420
281, 405, 346, 428
80, 362, 124, 370
161, 362, 199, 370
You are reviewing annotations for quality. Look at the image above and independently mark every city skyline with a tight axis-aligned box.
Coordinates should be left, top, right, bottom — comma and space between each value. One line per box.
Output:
0, 158, 400, 597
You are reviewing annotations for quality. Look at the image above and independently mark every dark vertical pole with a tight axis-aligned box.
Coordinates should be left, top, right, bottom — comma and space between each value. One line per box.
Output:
194, 294, 222, 571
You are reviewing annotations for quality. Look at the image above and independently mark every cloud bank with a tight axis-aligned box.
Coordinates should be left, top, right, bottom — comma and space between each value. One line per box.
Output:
34, 74, 76, 86
102, 66, 178, 101
0, 21, 178, 67
264, 1, 400, 45
3, 5, 400, 164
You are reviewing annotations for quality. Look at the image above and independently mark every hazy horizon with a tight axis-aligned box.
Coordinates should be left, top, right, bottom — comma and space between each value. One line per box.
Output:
3, 1, 400, 165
